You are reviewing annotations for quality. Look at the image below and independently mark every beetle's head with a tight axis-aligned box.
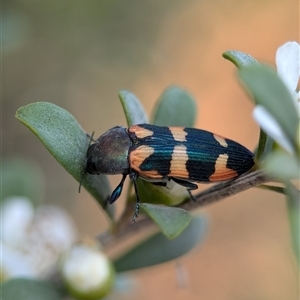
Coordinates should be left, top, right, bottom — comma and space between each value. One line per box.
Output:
78, 126, 131, 193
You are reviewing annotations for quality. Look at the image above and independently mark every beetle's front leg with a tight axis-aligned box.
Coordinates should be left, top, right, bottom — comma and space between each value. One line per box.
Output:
110, 174, 127, 204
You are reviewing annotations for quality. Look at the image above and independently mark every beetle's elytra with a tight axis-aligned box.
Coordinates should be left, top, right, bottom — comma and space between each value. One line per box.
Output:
79, 124, 254, 221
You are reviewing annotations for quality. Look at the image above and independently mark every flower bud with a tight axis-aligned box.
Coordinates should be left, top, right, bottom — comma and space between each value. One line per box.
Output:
61, 242, 115, 300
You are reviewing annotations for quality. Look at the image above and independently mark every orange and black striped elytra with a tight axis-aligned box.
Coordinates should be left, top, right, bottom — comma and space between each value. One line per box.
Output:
79, 124, 254, 221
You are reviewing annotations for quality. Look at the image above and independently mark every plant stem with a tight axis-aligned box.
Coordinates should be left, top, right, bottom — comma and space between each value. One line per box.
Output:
182, 169, 269, 210
99, 170, 270, 248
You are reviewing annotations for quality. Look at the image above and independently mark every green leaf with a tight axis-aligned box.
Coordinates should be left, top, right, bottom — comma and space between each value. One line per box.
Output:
140, 203, 191, 239
113, 215, 208, 272
118, 90, 148, 126
222, 50, 258, 68
238, 64, 298, 151
255, 129, 268, 161
152, 86, 197, 127
1, 158, 45, 205
254, 130, 274, 162
15, 102, 113, 219
126, 180, 189, 227
263, 150, 300, 181
1, 278, 62, 300
135, 179, 189, 206
258, 184, 285, 194
285, 182, 300, 265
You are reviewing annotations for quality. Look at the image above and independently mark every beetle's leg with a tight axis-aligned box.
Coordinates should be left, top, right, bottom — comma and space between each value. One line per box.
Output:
172, 178, 198, 189
110, 174, 127, 204
129, 172, 140, 222
151, 182, 168, 187
187, 190, 196, 202
172, 178, 198, 202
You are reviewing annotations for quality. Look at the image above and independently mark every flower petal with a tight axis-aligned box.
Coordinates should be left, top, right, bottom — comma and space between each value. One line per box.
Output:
253, 105, 294, 153
1, 197, 34, 247
276, 41, 300, 92
1, 243, 38, 279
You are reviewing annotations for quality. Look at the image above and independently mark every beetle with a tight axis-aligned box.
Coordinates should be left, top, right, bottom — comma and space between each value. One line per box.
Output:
79, 124, 254, 221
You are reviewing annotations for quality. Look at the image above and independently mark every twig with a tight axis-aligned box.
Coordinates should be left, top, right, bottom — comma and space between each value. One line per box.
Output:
99, 170, 270, 248
181, 169, 270, 210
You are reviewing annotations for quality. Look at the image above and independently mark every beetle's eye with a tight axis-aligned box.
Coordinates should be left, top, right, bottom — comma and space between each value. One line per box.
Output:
91, 162, 98, 172
91, 162, 97, 171
86, 159, 98, 174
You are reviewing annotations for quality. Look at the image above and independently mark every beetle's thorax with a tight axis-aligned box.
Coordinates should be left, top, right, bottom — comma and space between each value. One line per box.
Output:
86, 126, 131, 175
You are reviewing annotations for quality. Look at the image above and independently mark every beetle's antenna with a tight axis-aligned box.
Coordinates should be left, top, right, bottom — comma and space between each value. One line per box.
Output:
78, 131, 95, 193
78, 169, 87, 193
87, 131, 95, 143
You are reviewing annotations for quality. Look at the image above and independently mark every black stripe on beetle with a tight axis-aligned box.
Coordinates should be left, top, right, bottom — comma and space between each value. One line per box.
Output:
79, 124, 254, 221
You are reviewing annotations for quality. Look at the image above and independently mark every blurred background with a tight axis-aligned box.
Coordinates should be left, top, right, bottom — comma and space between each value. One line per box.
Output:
2, 0, 299, 299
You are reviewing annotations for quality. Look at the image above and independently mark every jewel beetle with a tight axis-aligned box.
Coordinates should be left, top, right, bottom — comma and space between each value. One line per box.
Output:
79, 124, 254, 221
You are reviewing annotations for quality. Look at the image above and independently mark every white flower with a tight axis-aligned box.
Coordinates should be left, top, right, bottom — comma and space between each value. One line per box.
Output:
1, 197, 77, 280
1, 197, 34, 247
276, 41, 300, 112
253, 41, 300, 153
253, 106, 295, 153
61, 242, 115, 299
